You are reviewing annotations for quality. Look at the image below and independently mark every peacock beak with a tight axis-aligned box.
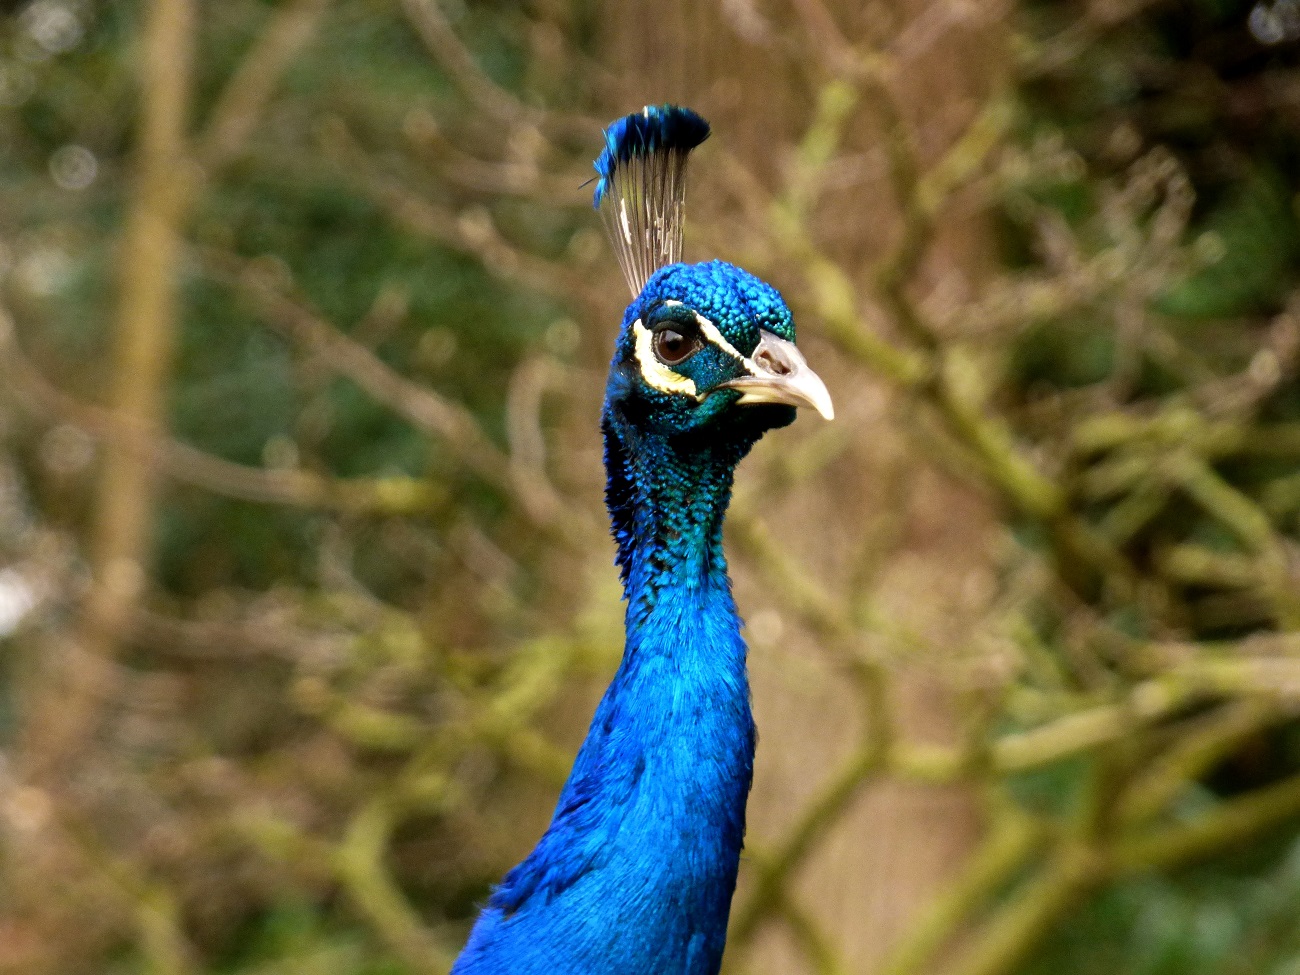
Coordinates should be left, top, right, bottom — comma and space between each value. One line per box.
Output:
720, 331, 835, 420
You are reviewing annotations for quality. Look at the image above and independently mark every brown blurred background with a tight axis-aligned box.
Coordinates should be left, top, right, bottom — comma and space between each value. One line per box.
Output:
2, 1, 1300, 973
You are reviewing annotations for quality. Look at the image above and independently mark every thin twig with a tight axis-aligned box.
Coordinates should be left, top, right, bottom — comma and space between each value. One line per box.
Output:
398, 0, 597, 142
197, 0, 332, 171
0, 314, 444, 516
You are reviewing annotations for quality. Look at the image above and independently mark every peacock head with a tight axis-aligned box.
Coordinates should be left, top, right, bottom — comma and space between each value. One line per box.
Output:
594, 106, 833, 445
607, 259, 832, 439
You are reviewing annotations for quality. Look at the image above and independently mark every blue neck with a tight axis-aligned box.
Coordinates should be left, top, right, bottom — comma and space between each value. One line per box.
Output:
452, 425, 756, 975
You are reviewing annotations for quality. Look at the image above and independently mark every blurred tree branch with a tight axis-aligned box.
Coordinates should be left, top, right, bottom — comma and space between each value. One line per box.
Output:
5, 3, 1300, 974
197, 0, 333, 171
0, 308, 445, 516
196, 246, 590, 535
398, 0, 598, 142
19, 0, 199, 781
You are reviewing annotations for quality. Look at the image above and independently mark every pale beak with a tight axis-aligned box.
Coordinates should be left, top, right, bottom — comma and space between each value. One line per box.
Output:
720, 330, 835, 420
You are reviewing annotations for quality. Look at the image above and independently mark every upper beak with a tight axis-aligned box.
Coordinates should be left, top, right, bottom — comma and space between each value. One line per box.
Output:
719, 330, 835, 420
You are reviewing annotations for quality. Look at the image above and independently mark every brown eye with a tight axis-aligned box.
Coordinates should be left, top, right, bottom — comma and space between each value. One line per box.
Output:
653, 326, 700, 365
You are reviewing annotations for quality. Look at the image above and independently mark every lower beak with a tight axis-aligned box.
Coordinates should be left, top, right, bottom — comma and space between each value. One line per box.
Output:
720, 331, 835, 420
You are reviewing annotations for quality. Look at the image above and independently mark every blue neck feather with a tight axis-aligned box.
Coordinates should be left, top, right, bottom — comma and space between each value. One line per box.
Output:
451, 379, 758, 975
453, 106, 788, 975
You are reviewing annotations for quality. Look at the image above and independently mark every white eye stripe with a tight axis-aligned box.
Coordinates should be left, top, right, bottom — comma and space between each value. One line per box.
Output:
691, 311, 750, 365
631, 308, 766, 398
632, 320, 698, 397
661, 303, 752, 364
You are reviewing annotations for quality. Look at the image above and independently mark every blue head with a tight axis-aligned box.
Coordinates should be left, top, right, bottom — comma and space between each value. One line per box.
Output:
594, 107, 833, 585
605, 259, 831, 436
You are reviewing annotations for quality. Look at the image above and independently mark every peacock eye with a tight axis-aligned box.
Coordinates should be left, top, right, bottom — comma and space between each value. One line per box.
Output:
653, 325, 701, 366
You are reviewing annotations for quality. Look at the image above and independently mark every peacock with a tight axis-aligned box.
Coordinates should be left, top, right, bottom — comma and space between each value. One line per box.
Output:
450, 105, 834, 975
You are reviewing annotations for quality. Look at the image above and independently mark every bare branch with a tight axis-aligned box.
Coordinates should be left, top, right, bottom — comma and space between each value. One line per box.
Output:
197, 0, 332, 171
197, 248, 513, 490
0, 310, 443, 516
398, 0, 597, 142
317, 119, 611, 318
20, 0, 198, 783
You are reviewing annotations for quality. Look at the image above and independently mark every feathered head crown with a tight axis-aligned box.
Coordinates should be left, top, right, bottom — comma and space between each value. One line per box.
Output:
592, 105, 710, 297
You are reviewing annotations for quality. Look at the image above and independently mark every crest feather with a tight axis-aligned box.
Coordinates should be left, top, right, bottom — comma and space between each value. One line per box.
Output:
592, 105, 710, 296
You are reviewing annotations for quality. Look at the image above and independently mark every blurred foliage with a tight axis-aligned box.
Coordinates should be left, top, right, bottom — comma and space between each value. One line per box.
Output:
2, 1, 1300, 975
1009, 1, 1300, 970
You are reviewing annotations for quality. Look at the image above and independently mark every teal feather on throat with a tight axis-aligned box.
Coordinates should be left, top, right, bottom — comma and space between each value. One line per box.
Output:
450, 107, 833, 975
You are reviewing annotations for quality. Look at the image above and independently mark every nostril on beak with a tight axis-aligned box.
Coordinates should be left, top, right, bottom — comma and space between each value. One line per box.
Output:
755, 347, 792, 376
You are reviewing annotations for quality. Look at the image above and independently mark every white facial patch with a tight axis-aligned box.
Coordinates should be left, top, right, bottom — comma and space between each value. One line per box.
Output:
632, 319, 698, 397
681, 305, 764, 376
632, 303, 768, 398
691, 311, 750, 366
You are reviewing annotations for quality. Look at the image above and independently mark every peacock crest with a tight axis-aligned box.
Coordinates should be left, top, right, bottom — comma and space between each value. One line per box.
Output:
593, 105, 711, 296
